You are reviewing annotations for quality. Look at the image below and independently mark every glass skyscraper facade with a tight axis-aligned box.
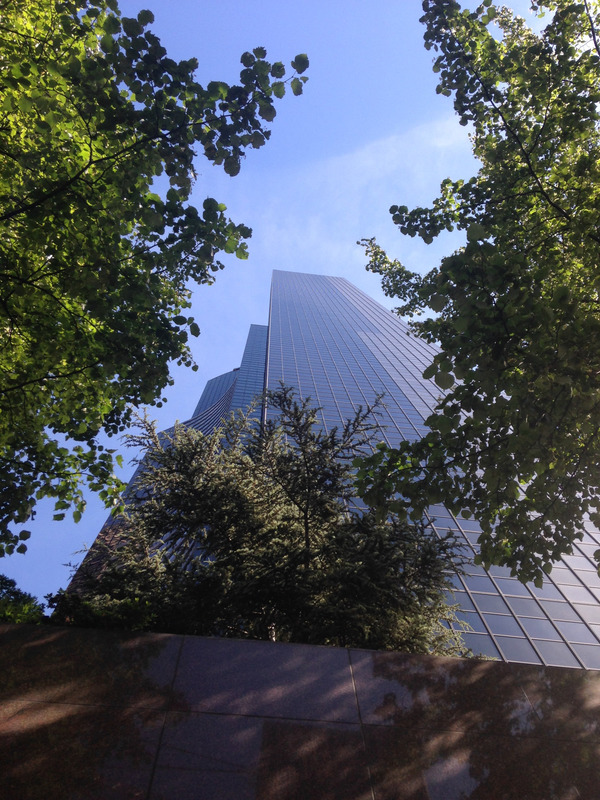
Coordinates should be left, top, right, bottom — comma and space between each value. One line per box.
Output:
111, 270, 600, 668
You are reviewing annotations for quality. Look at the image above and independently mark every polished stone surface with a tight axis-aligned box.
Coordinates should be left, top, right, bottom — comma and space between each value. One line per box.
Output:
173, 636, 359, 721
2, 624, 600, 799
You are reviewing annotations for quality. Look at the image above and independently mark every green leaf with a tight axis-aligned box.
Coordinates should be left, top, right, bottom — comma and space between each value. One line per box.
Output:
258, 103, 276, 122
466, 223, 486, 242
290, 77, 303, 96
291, 54, 309, 74
224, 156, 240, 176
17, 95, 33, 112
434, 414, 454, 434
137, 9, 154, 25
122, 17, 142, 36
100, 34, 114, 53
103, 15, 121, 34
272, 81, 285, 99
434, 372, 454, 390
429, 294, 447, 312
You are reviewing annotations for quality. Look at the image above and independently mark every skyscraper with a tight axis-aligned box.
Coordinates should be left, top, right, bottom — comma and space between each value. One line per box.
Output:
93, 270, 600, 668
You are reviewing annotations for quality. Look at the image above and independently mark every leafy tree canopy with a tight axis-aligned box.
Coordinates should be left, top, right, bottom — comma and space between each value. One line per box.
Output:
0, 0, 308, 556
51, 388, 468, 656
357, 0, 600, 584
0, 573, 46, 623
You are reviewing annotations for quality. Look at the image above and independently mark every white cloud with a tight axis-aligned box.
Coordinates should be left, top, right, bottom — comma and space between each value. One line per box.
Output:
228, 115, 475, 287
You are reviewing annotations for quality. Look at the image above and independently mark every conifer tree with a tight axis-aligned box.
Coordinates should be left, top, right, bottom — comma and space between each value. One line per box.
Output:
51, 389, 468, 656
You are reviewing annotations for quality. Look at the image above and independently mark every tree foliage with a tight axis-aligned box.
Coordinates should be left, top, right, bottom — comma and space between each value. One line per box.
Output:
356, 0, 600, 584
0, 573, 46, 623
0, 0, 308, 556
51, 389, 468, 656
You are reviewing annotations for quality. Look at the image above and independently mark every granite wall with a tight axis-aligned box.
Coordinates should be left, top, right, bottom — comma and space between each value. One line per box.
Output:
1, 624, 599, 798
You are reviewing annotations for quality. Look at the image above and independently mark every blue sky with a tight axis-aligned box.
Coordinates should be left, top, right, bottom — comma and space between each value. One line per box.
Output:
3, 0, 537, 601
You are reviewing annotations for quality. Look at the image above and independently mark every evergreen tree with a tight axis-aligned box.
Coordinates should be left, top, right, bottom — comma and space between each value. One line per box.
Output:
51, 389, 469, 656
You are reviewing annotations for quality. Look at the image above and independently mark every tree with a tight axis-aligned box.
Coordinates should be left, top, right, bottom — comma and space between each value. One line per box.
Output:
356, 0, 600, 584
51, 389, 469, 656
0, 0, 309, 556
0, 574, 45, 623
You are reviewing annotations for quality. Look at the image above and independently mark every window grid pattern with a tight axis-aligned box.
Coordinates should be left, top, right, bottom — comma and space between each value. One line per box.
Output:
186, 380, 238, 434
263, 271, 600, 669
187, 324, 268, 433
230, 324, 268, 413
191, 369, 238, 418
